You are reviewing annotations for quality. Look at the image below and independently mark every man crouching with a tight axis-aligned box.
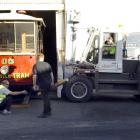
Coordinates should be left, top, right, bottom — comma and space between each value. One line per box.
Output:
0, 80, 28, 115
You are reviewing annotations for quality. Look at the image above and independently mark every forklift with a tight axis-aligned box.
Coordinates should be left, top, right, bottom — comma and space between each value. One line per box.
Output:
63, 27, 140, 102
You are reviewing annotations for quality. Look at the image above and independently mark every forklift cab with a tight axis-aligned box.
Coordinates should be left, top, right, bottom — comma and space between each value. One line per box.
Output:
98, 31, 123, 73
85, 29, 140, 74
85, 29, 124, 73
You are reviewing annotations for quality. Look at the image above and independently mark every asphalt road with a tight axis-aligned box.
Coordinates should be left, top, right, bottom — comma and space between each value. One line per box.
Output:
1, 94, 140, 140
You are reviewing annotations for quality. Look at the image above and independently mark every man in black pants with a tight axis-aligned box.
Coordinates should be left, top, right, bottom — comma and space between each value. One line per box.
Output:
33, 53, 53, 118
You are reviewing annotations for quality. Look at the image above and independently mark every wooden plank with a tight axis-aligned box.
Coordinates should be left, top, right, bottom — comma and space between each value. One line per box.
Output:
12, 104, 30, 108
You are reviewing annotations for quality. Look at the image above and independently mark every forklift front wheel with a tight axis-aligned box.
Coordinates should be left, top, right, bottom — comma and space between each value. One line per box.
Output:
65, 76, 93, 102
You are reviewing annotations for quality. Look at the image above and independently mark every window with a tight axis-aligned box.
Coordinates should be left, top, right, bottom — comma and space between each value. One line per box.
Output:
0, 23, 15, 51
86, 35, 99, 64
102, 32, 117, 59
15, 22, 35, 53
0, 22, 36, 53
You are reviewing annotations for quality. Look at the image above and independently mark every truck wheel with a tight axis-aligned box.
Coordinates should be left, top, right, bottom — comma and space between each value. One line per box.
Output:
65, 76, 93, 102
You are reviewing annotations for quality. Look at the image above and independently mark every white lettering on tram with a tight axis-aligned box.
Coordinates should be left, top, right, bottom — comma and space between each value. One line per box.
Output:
8, 58, 14, 64
13, 73, 30, 78
1, 58, 14, 65
0, 74, 10, 78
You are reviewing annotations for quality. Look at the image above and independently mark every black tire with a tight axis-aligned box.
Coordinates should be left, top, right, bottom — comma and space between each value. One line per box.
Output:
65, 75, 93, 102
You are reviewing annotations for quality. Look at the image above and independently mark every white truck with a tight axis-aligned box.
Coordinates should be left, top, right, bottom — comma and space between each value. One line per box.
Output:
63, 26, 140, 102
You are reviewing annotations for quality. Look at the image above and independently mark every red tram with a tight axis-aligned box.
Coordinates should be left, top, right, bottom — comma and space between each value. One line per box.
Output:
0, 11, 44, 89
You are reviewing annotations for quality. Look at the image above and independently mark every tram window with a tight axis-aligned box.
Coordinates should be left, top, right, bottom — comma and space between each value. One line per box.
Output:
102, 33, 117, 59
15, 23, 35, 53
0, 22, 36, 53
0, 23, 15, 51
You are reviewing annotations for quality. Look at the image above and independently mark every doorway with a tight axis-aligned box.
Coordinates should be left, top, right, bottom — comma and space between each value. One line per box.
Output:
28, 11, 57, 82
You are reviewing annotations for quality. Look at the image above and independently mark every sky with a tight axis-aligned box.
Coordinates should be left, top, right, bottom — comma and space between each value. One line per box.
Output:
66, 0, 140, 31
65, 0, 140, 61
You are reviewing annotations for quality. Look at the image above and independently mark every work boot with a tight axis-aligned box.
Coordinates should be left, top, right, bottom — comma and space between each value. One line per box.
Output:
1, 109, 11, 115
37, 112, 51, 118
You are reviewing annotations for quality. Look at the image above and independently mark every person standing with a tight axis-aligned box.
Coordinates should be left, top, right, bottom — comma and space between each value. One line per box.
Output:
32, 53, 53, 118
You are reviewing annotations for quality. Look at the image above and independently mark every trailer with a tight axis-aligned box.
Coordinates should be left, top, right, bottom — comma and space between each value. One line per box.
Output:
63, 26, 140, 102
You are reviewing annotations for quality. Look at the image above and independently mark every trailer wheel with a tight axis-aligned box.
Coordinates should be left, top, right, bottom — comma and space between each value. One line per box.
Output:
65, 76, 93, 102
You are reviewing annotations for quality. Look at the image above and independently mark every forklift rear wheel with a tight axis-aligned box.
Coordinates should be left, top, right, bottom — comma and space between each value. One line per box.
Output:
65, 76, 93, 102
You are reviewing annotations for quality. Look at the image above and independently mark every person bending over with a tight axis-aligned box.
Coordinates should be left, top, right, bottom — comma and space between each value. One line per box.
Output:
0, 80, 28, 115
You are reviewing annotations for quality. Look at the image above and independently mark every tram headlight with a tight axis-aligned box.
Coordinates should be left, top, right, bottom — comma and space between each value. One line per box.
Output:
0, 65, 9, 75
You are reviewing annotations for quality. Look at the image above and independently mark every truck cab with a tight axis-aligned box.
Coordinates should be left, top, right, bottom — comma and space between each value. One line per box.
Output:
64, 27, 140, 102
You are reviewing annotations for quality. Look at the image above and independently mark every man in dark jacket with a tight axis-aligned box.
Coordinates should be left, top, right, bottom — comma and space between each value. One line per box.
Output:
33, 53, 53, 118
